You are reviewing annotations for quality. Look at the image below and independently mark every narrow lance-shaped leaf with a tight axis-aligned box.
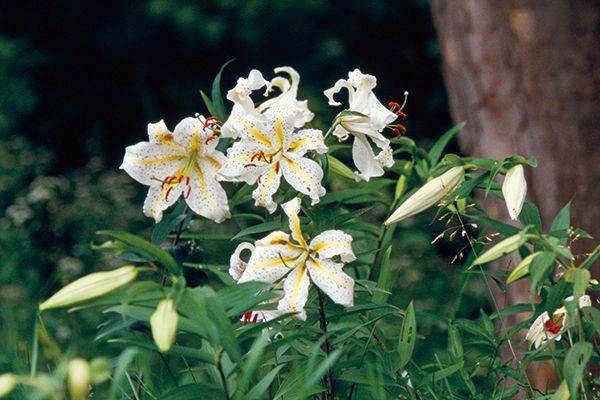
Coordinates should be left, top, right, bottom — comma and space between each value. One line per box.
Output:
397, 301, 417, 371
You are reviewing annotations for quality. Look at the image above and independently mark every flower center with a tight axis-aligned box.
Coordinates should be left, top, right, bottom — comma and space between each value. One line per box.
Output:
161, 151, 198, 201
544, 314, 564, 335
244, 150, 284, 183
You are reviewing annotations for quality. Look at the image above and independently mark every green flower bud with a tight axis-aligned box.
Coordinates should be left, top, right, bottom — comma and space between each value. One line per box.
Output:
385, 167, 464, 225
150, 299, 179, 352
68, 358, 90, 400
0, 374, 17, 398
40, 266, 138, 311
507, 251, 542, 284
473, 234, 526, 265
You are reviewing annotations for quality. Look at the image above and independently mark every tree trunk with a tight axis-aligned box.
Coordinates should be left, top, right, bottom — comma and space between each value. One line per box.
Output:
429, 0, 600, 392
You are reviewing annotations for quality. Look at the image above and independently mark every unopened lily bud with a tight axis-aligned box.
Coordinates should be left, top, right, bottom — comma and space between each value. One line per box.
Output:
150, 299, 179, 352
502, 165, 527, 220
473, 233, 526, 265
385, 167, 464, 225
507, 251, 542, 284
40, 266, 138, 311
68, 358, 90, 400
0, 374, 17, 398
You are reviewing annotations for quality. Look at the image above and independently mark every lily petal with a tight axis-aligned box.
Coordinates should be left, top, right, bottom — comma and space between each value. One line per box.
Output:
185, 158, 231, 223
280, 154, 326, 205
252, 164, 283, 213
121, 142, 186, 186
278, 264, 310, 320
148, 120, 176, 145
229, 242, 255, 281
143, 184, 184, 223
306, 258, 354, 307
238, 231, 303, 284
281, 197, 307, 248
219, 141, 267, 184
351, 134, 385, 181
309, 230, 356, 262
285, 128, 327, 157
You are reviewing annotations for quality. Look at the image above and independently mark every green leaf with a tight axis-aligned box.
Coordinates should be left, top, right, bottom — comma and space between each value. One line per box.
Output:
572, 268, 590, 299
97, 230, 179, 275
107, 347, 138, 400
550, 202, 571, 244
244, 365, 285, 400
211, 59, 235, 121
397, 302, 417, 371
563, 342, 592, 399
579, 244, 600, 270
582, 307, 600, 334
161, 383, 225, 400
327, 154, 355, 180
420, 361, 464, 385
373, 246, 392, 304
529, 252, 556, 303
151, 201, 191, 244
216, 281, 275, 317
304, 349, 342, 389
428, 122, 465, 166
232, 220, 281, 240
200, 90, 218, 117
519, 201, 542, 232
447, 323, 463, 360
234, 335, 269, 399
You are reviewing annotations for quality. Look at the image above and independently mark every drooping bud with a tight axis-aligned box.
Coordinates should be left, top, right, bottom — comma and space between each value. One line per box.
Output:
40, 266, 138, 311
385, 167, 464, 225
68, 358, 90, 400
150, 299, 179, 352
502, 165, 527, 220
473, 233, 527, 265
507, 251, 542, 284
0, 374, 17, 398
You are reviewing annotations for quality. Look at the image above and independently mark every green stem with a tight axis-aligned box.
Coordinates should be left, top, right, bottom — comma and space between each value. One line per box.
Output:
317, 289, 335, 400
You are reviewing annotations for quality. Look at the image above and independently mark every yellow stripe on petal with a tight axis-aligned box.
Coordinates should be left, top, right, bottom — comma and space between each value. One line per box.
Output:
132, 155, 186, 165
308, 258, 351, 290
250, 255, 299, 270
258, 167, 278, 207
289, 264, 307, 313
193, 165, 219, 213
243, 121, 272, 147
274, 113, 284, 147
285, 158, 316, 187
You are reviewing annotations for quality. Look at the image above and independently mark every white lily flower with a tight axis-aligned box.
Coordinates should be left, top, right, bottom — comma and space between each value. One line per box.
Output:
525, 295, 591, 349
221, 67, 314, 139
120, 116, 231, 223
385, 167, 465, 225
502, 165, 527, 220
230, 197, 356, 320
324, 69, 399, 181
219, 107, 327, 213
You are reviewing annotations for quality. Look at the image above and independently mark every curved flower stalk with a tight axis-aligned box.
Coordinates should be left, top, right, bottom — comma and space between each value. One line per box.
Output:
385, 166, 465, 225
120, 116, 231, 223
502, 165, 527, 220
229, 197, 356, 320
525, 295, 592, 349
221, 67, 314, 139
324, 69, 401, 181
219, 107, 327, 213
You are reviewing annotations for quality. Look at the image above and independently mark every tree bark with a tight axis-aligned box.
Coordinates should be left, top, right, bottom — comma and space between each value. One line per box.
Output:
430, 0, 600, 392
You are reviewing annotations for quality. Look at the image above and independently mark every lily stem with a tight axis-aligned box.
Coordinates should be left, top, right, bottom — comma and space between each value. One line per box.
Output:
317, 288, 335, 400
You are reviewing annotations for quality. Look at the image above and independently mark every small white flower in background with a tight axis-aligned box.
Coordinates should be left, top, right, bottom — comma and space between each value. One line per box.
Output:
229, 197, 356, 320
0, 374, 17, 398
150, 299, 179, 352
219, 107, 327, 213
525, 295, 591, 349
120, 116, 231, 223
502, 165, 527, 220
324, 69, 405, 181
68, 358, 91, 400
221, 67, 313, 139
385, 166, 465, 225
